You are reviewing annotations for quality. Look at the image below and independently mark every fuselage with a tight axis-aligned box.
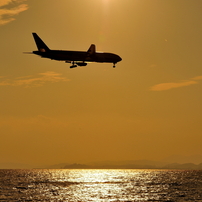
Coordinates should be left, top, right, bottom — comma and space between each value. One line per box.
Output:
33, 50, 122, 63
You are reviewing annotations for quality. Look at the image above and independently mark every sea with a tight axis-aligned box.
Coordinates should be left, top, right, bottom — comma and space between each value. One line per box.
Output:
0, 169, 202, 201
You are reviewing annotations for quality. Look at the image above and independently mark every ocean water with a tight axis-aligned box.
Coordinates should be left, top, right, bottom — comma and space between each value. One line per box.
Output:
0, 169, 202, 201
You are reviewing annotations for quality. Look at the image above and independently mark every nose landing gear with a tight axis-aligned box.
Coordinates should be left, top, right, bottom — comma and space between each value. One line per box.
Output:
113, 62, 116, 68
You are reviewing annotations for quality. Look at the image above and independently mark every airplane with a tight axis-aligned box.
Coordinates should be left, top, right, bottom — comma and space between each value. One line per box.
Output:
30, 33, 122, 68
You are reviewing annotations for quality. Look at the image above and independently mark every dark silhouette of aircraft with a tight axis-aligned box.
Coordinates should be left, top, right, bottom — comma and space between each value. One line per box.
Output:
31, 33, 122, 68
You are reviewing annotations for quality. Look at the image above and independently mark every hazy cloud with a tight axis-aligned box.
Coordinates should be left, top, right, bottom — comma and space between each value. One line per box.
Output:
149, 64, 157, 68
0, 115, 69, 131
0, 71, 70, 87
192, 76, 202, 81
0, 0, 28, 26
150, 76, 202, 91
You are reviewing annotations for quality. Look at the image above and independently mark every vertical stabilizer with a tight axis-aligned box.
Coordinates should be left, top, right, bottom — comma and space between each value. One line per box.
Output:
32, 33, 50, 52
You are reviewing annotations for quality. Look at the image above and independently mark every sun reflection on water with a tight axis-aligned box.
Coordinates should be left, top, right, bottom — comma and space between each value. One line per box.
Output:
53, 169, 161, 201
66, 169, 132, 201
1, 169, 201, 201
68, 169, 126, 182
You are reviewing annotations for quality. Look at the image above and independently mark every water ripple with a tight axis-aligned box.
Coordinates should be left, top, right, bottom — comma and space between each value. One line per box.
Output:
0, 169, 202, 201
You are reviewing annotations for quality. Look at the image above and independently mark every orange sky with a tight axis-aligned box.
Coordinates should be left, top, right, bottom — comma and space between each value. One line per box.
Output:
1, 0, 202, 167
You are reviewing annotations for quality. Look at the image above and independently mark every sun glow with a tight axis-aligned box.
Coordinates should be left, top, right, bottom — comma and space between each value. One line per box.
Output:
102, 0, 110, 4
98, 0, 111, 45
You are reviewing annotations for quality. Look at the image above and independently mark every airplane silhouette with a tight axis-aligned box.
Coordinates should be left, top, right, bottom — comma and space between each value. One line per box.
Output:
31, 33, 122, 68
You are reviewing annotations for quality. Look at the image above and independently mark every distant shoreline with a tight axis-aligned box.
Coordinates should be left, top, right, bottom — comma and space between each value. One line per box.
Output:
2, 160, 202, 170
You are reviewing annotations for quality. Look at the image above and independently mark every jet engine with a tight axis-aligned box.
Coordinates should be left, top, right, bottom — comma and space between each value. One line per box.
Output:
76, 62, 87, 66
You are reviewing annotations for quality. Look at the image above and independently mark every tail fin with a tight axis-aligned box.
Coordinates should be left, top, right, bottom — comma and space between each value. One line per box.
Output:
32, 33, 50, 52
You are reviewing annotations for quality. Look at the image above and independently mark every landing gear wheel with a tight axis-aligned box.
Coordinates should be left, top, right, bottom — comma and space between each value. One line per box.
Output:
70, 61, 77, 68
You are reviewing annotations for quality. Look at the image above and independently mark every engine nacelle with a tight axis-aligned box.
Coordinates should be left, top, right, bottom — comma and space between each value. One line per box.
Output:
76, 62, 87, 66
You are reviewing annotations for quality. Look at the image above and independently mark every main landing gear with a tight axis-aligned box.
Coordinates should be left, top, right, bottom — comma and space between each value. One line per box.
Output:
68, 61, 117, 68
70, 61, 77, 68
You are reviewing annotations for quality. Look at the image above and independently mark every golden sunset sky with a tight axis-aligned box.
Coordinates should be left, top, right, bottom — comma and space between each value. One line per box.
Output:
1, 0, 202, 167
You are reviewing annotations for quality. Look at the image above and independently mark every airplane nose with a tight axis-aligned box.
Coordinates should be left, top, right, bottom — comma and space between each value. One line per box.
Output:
117, 55, 122, 62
